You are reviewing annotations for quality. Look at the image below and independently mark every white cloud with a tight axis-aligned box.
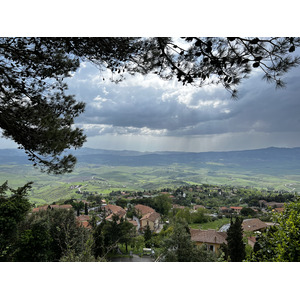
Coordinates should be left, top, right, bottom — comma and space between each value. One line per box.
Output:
63, 60, 300, 152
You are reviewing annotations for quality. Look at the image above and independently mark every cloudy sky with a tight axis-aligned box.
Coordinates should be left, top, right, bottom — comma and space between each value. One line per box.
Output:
67, 53, 300, 152
1, 44, 300, 153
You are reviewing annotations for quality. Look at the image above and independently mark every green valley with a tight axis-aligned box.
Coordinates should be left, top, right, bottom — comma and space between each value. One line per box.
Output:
0, 160, 299, 206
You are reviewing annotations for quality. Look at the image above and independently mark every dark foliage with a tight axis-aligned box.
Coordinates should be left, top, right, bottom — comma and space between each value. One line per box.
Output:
0, 181, 32, 261
226, 216, 246, 262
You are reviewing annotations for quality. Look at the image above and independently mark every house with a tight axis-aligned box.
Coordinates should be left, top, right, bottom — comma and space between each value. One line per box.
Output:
140, 211, 161, 232
242, 218, 268, 233
219, 206, 231, 214
134, 204, 155, 217
103, 204, 126, 221
190, 229, 227, 253
103, 204, 126, 216
230, 206, 243, 214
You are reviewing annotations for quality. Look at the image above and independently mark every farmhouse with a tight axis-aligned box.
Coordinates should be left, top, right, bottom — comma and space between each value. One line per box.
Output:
242, 218, 268, 233
190, 229, 227, 253
230, 206, 243, 214
103, 204, 126, 221
140, 211, 161, 232
134, 204, 155, 217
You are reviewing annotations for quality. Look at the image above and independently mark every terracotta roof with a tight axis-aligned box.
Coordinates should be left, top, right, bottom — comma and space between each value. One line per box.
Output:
190, 229, 227, 245
219, 206, 228, 211
104, 204, 126, 215
140, 211, 161, 222
105, 209, 126, 221
230, 206, 243, 210
134, 204, 155, 216
242, 218, 268, 232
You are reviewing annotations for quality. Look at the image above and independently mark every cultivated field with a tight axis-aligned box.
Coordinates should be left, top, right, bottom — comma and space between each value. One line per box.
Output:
1, 161, 299, 205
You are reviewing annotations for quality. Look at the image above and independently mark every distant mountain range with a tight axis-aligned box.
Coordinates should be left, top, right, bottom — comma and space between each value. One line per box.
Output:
1, 147, 300, 175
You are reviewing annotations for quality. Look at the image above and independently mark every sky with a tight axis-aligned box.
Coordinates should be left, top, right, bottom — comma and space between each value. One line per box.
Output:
63, 52, 300, 152
1, 47, 300, 153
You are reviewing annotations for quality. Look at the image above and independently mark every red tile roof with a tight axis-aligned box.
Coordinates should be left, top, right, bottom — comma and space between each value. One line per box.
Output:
242, 218, 268, 232
104, 204, 126, 215
134, 204, 155, 216
140, 211, 161, 222
219, 206, 228, 210
190, 229, 227, 245
105, 209, 126, 221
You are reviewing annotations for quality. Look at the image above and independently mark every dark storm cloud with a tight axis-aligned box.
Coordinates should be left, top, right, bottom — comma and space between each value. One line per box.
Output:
66, 63, 235, 135
66, 61, 300, 140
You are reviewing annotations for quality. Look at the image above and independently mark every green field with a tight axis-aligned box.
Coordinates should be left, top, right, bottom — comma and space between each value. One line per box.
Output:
189, 218, 231, 230
1, 162, 300, 205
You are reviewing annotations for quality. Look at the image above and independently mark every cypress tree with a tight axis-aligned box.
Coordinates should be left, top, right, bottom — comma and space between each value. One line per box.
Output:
226, 216, 246, 262
84, 203, 88, 215
144, 224, 152, 248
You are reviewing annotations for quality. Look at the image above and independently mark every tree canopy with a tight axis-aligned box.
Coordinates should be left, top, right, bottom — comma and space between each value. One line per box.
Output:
0, 181, 32, 261
1, 37, 299, 173
250, 198, 300, 262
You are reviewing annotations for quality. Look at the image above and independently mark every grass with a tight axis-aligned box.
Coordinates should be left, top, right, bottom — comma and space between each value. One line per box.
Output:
190, 218, 231, 230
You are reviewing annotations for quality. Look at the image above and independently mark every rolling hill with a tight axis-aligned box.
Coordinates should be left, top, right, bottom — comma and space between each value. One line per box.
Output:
1, 147, 300, 205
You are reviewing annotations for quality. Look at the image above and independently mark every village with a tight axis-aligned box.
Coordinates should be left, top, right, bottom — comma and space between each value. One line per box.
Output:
31, 184, 295, 261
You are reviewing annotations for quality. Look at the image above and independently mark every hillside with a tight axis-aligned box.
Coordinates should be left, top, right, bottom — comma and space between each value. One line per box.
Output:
2, 146, 300, 173
1, 147, 300, 205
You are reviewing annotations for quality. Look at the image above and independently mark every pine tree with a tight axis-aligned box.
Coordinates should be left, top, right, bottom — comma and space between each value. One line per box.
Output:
226, 216, 246, 262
